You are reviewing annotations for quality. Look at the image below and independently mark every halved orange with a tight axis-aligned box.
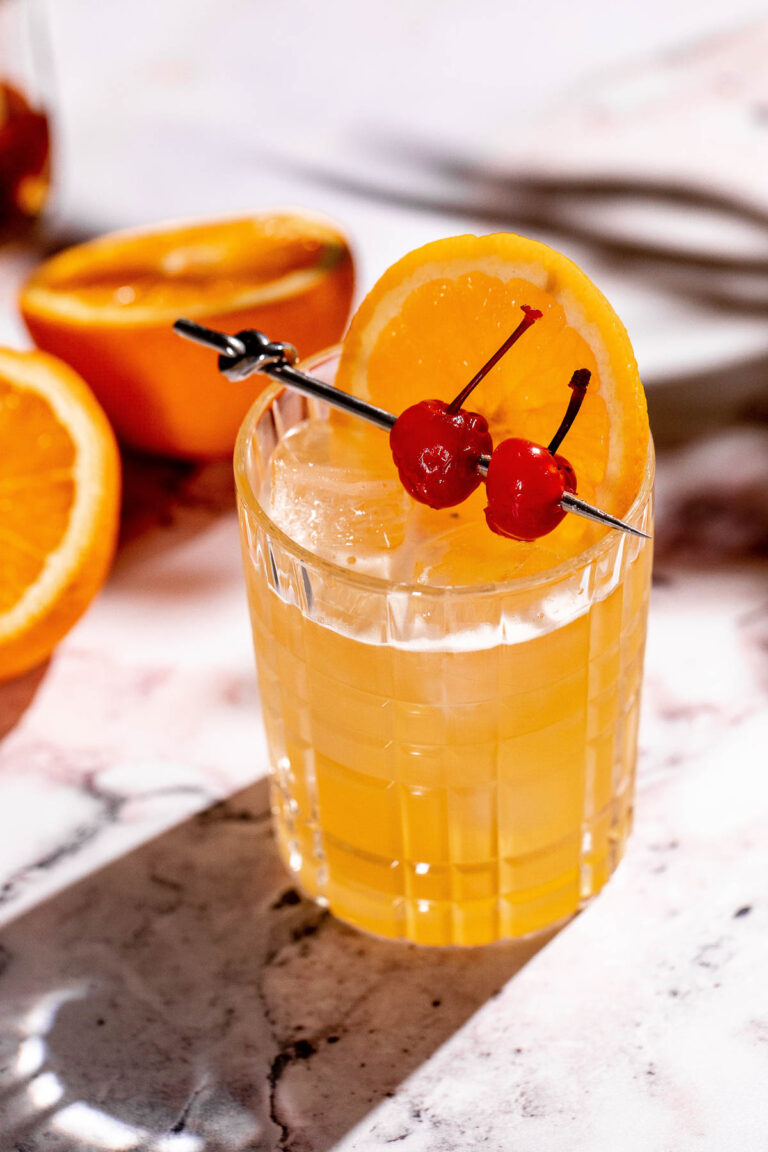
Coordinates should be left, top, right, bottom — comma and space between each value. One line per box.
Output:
19, 213, 355, 459
337, 232, 648, 522
0, 348, 120, 681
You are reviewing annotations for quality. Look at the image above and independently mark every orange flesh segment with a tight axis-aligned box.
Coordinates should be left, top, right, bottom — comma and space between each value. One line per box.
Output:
0, 381, 76, 609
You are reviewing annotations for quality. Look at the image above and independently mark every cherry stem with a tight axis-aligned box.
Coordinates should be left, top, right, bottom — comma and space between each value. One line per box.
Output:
547, 368, 591, 455
447, 304, 543, 413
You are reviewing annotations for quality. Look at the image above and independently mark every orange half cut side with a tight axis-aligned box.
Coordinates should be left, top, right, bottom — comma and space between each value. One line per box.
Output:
0, 348, 120, 681
19, 213, 355, 458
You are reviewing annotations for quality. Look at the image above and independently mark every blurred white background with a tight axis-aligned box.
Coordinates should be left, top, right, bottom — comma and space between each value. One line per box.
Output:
8, 0, 768, 439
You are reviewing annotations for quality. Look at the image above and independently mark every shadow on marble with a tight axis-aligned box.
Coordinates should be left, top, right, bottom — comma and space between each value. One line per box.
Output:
0, 777, 558, 1152
0, 661, 49, 743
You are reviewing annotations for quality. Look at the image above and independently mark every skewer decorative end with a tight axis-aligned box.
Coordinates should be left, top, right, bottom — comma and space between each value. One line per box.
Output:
173, 318, 246, 359
174, 318, 297, 381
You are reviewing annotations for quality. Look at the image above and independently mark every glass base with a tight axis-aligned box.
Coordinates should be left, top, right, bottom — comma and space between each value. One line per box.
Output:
273, 801, 632, 947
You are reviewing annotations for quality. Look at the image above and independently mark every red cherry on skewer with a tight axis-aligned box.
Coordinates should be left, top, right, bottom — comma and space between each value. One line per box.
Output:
390, 399, 492, 509
484, 439, 576, 541
390, 306, 542, 509
484, 368, 590, 542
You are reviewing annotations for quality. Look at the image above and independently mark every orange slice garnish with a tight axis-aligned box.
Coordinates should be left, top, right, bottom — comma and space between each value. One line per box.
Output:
0, 348, 120, 681
337, 232, 648, 522
19, 213, 354, 459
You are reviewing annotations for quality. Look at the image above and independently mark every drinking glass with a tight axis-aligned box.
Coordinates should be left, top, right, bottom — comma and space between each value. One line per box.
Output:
235, 348, 654, 946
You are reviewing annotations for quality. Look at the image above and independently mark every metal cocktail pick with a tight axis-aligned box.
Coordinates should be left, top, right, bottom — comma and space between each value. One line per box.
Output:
173, 318, 650, 540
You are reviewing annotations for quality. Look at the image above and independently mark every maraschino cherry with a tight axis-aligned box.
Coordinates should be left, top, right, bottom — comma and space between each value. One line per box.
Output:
485, 368, 590, 541
390, 306, 542, 509
389, 400, 493, 509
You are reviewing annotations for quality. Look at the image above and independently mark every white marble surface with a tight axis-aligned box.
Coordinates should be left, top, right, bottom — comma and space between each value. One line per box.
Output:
2, 3, 768, 1149
1, 444, 767, 1152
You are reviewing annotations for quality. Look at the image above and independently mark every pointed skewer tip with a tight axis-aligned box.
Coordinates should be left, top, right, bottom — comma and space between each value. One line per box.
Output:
560, 490, 651, 539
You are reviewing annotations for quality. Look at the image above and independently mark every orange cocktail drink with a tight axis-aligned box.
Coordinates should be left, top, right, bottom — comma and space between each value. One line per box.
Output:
235, 233, 653, 945
236, 379, 652, 946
